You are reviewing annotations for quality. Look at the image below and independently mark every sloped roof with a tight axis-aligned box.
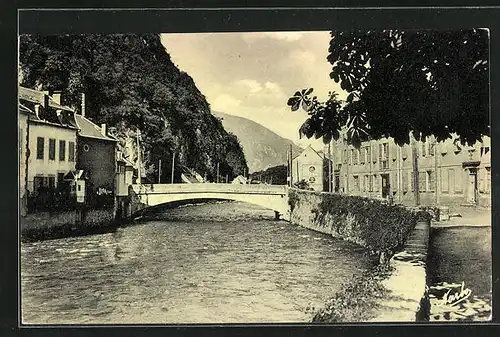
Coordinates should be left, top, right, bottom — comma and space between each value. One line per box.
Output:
292, 145, 324, 161
18, 86, 78, 129
75, 114, 117, 142
19, 86, 74, 112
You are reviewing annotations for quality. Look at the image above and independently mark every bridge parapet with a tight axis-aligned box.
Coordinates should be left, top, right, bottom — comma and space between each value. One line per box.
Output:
132, 183, 288, 195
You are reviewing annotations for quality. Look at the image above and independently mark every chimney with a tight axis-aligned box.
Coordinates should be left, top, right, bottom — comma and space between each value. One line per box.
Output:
34, 104, 40, 118
81, 93, 86, 117
101, 123, 107, 137
43, 91, 49, 108
52, 91, 62, 104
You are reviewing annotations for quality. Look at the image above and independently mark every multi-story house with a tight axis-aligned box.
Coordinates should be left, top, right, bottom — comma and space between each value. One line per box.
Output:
74, 109, 118, 208
19, 86, 131, 214
19, 87, 79, 212
331, 131, 491, 208
291, 145, 332, 192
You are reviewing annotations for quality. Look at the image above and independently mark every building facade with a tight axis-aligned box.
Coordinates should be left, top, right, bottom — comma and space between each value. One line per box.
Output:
74, 114, 118, 208
291, 145, 330, 192
330, 133, 491, 208
19, 86, 79, 212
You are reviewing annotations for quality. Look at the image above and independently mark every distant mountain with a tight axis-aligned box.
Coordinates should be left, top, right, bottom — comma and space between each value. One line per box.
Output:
212, 111, 302, 173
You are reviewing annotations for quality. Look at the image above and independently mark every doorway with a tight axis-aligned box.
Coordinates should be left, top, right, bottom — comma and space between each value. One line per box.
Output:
334, 173, 340, 193
381, 174, 390, 198
467, 169, 478, 204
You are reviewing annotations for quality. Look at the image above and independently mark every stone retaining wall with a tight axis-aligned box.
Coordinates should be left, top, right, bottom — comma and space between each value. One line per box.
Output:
21, 208, 118, 242
289, 188, 431, 321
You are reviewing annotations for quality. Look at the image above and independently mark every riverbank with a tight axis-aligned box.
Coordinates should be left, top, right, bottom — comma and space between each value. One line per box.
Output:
311, 219, 430, 323
20, 209, 122, 243
20, 199, 239, 243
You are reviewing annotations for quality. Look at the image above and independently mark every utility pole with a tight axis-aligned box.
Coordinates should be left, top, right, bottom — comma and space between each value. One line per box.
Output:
328, 142, 333, 192
435, 140, 439, 205
171, 152, 175, 184
158, 159, 162, 184
290, 144, 293, 186
217, 162, 219, 183
412, 135, 420, 206
137, 130, 142, 185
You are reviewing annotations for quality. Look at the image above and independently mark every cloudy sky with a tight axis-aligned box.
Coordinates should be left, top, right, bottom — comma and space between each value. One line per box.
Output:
160, 31, 347, 151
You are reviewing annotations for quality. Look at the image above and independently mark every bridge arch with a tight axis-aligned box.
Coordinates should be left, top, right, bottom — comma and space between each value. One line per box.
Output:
130, 184, 290, 219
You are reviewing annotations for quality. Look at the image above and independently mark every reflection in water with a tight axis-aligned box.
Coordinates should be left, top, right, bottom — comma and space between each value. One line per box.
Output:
21, 202, 371, 324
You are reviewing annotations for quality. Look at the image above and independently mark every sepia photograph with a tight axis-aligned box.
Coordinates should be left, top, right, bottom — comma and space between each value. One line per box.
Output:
18, 18, 491, 324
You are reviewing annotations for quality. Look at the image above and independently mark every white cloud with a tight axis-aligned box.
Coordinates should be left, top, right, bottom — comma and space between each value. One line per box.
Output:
235, 79, 263, 93
263, 81, 282, 94
211, 94, 242, 112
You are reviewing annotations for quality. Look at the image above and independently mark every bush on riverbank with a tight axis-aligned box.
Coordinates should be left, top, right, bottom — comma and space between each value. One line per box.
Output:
311, 263, 394, 322
289, 189, 430, 259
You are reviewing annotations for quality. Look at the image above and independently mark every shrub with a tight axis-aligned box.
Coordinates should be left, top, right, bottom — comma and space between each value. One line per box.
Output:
310, 192, 430, 258
293, 179, 314, 190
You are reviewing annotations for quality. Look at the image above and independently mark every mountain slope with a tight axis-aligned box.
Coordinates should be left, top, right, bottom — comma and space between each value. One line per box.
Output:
19, 34, 248, 182
212, 111, 302, 173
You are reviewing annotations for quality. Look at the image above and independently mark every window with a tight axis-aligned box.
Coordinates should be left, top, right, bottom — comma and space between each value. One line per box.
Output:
421, 140, 427, 157
374, 174, 379, 192
485, 167, 491, 194
360, 147, 365, 164
427, 170, 435, 192
33, 176, 44, 190
69, 141, 75, 162
36, 137, 44, 159
429, 142, 435, 156
364, 175, 369, 192
449, 168, 456, 194
455, 169, 462, 193
366, 147, 371, 163
391, 173, 398, 191
343, 149, 348, 164
441, 169, 449, 193
379, 143, 389, 169
411, 172, 415, 192
368, 175, 373, 192
48, 176, 56, 189
372, 144, 378, 163
402, 145, 408, 159
57, 173, 65, 186
481, 146, 490, 157
59, 140, 66, 161
353, 175, 360, 192
419, 171, 426, 192
49, 138, 56, 160
403, 172, 408, 192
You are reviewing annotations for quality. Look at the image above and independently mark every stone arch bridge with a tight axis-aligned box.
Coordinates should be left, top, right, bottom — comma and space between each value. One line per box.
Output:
129, 183, 290, 219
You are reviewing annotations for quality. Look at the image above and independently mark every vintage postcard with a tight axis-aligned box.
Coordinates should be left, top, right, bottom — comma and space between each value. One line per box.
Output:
18, 10, 492, 325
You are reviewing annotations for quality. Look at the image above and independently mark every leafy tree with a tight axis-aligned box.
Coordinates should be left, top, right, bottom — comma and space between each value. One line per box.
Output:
288, 29, 489, 147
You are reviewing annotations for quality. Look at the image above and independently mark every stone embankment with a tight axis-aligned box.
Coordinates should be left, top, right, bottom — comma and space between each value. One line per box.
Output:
288, 188, 431, 322
20, 208, 119, 242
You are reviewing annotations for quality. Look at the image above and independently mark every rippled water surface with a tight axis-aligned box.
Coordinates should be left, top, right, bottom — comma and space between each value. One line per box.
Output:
21, 202, 371, 324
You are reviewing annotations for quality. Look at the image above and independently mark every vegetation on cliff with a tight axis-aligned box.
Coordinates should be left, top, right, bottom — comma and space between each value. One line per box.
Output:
19, 34, 248, 182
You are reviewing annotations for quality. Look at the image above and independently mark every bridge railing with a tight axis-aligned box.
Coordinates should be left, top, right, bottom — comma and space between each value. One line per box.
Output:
132, 183, 288, 195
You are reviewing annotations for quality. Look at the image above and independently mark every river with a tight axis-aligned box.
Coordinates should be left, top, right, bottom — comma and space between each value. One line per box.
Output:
21, 201, 372, 324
